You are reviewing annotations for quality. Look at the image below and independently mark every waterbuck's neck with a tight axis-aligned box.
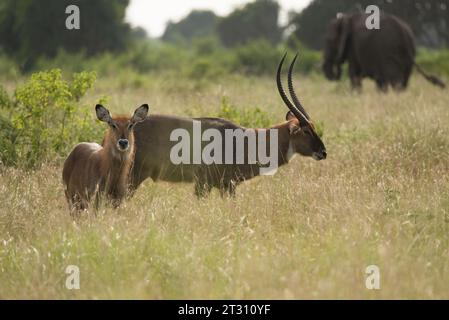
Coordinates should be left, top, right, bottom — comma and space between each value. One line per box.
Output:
100, 132, 135, 192
270, 121, 293, 167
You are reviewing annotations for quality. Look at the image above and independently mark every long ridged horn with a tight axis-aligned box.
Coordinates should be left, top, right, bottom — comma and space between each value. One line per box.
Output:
288, 53, 311, 120
276, 53, 309, 124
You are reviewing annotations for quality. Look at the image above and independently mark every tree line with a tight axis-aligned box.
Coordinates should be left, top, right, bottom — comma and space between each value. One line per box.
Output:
0, 0, 447, 71
289, 0, 449, 50
0, 0, 132, 70
164, 0, 449, 49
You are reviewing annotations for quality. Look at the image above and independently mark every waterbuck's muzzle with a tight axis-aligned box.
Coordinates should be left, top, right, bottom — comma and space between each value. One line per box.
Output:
313, 149, 327, 161
117, 139, 129, 151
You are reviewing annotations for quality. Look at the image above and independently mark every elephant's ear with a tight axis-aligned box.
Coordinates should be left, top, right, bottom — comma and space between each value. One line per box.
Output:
336, 15, 351, 63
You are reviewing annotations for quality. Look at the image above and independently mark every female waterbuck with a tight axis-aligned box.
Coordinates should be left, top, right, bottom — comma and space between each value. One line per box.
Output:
131, 54, 326, 197
63, 104, 149, 211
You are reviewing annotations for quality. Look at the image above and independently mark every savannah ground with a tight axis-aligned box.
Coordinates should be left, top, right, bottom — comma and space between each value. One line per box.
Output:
0, 73, 448, 299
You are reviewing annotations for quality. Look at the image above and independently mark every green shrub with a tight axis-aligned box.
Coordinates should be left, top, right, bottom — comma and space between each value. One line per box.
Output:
0, 114, 18, 166
416, 48, 449, 77
232, 40, 282, 75
34, 49, 88, 73
313, 121, 325, 138
0, 85, 16, 165
22, 39, 326, 78
193, 37, 221, 56
186, 58, 216, 80
0, 53, 20, 80
292, 49, 321, 74
5, 40, 449, 81
0, 85, 12, 109
126, 42, 189, 73
229, 40, 321, 75
217, 96, 271, 128
286, 37, 322, 74
35, 50, 122, 76
0, 69, 99, 168
185, 56, 230, 81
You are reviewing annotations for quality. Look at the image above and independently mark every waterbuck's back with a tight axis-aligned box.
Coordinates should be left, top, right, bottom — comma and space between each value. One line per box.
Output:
131, 114, 265, 189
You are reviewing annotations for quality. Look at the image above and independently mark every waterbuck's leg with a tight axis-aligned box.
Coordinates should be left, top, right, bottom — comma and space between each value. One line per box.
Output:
193, 169, 212, 198
68, 195, 81, 218
128, 169, 143, 195
109, 188, 124, 208
69, 194, 87, 218
111, 199, 122, 209
227, 182, 236, 197
94, 192, 101, 210
194, 180, 212, 198
219, 180, 236, 198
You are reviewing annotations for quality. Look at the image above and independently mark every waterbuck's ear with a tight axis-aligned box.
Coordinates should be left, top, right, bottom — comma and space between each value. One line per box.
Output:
131, 104, 149, 123
285, 111, 296, 121
288, 123, 301, 134
95, 104, 112, 123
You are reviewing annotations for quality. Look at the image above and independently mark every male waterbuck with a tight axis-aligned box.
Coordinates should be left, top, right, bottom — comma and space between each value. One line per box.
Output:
131, 54, 326, 197
63, 104, 149, 211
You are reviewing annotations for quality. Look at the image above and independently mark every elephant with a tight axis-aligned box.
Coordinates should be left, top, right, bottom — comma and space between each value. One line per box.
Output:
323, 12, 445, 91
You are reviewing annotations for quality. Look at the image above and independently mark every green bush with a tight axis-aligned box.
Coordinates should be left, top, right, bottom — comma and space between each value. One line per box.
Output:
186, 58, 217, 80
232, 40, 282, 75
0, 53, 20, 80
35, 50, 123, 76
127, 42, 190, 73
0, 85, 12, 109
0, 85, 16, 166
24, 39, 326, 78
0, 69, 100, 168
286, 37, 323, 74
292, 49, 322, 74
416, 48, 449, 77
193, 37, 221, 56
185, 55, 231, 81
217, 96, 271, 128
313, 121, 325, 138
34, 49, 89, 73
5, 39, 449, 81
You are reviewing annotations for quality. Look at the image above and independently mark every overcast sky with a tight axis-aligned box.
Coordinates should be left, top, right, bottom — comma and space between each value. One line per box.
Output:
125, 0, 313, 38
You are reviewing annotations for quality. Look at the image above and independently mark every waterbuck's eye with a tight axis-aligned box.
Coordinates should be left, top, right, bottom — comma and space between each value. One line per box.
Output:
128, 123, 134, 130
110, 123, 118, 130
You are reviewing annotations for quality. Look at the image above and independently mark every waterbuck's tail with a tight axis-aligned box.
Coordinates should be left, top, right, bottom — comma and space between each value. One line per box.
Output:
414, 62, 446, 88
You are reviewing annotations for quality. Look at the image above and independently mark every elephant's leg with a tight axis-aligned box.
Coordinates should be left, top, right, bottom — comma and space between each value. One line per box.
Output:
392, 81, 406, 92
375, 79, 388, 92
389, 74, 406, 92
401, 64, 413, 89
350, 77, 362, 91
386, 63, 409, 92
349, 62, 362, 91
